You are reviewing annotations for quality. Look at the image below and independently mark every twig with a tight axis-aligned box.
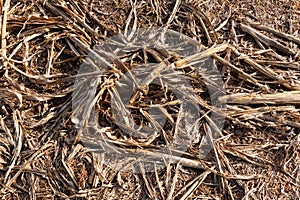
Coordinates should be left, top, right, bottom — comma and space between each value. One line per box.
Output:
174, 44, 228, 68
220, 91, 300, 104
1, 0, 10, 69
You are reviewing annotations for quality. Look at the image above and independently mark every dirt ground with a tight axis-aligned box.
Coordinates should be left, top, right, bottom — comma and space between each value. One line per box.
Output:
0, 0, 299, 199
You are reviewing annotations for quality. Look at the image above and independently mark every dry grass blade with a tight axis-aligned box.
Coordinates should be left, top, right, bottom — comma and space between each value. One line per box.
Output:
177, 168, 213, 200
248, 22, 300, 46
0, 0, 299, 199
231, 47, 300, 90
180, 168, 211, 200
212, 54, 261, 86
3, 110, 22, 184
139, 162, 158, 199
240, 23, 296, 56
166, 163, 180, 200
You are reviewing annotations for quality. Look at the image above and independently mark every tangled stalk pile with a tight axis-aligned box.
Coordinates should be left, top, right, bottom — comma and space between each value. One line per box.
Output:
0, 0, 299, 199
